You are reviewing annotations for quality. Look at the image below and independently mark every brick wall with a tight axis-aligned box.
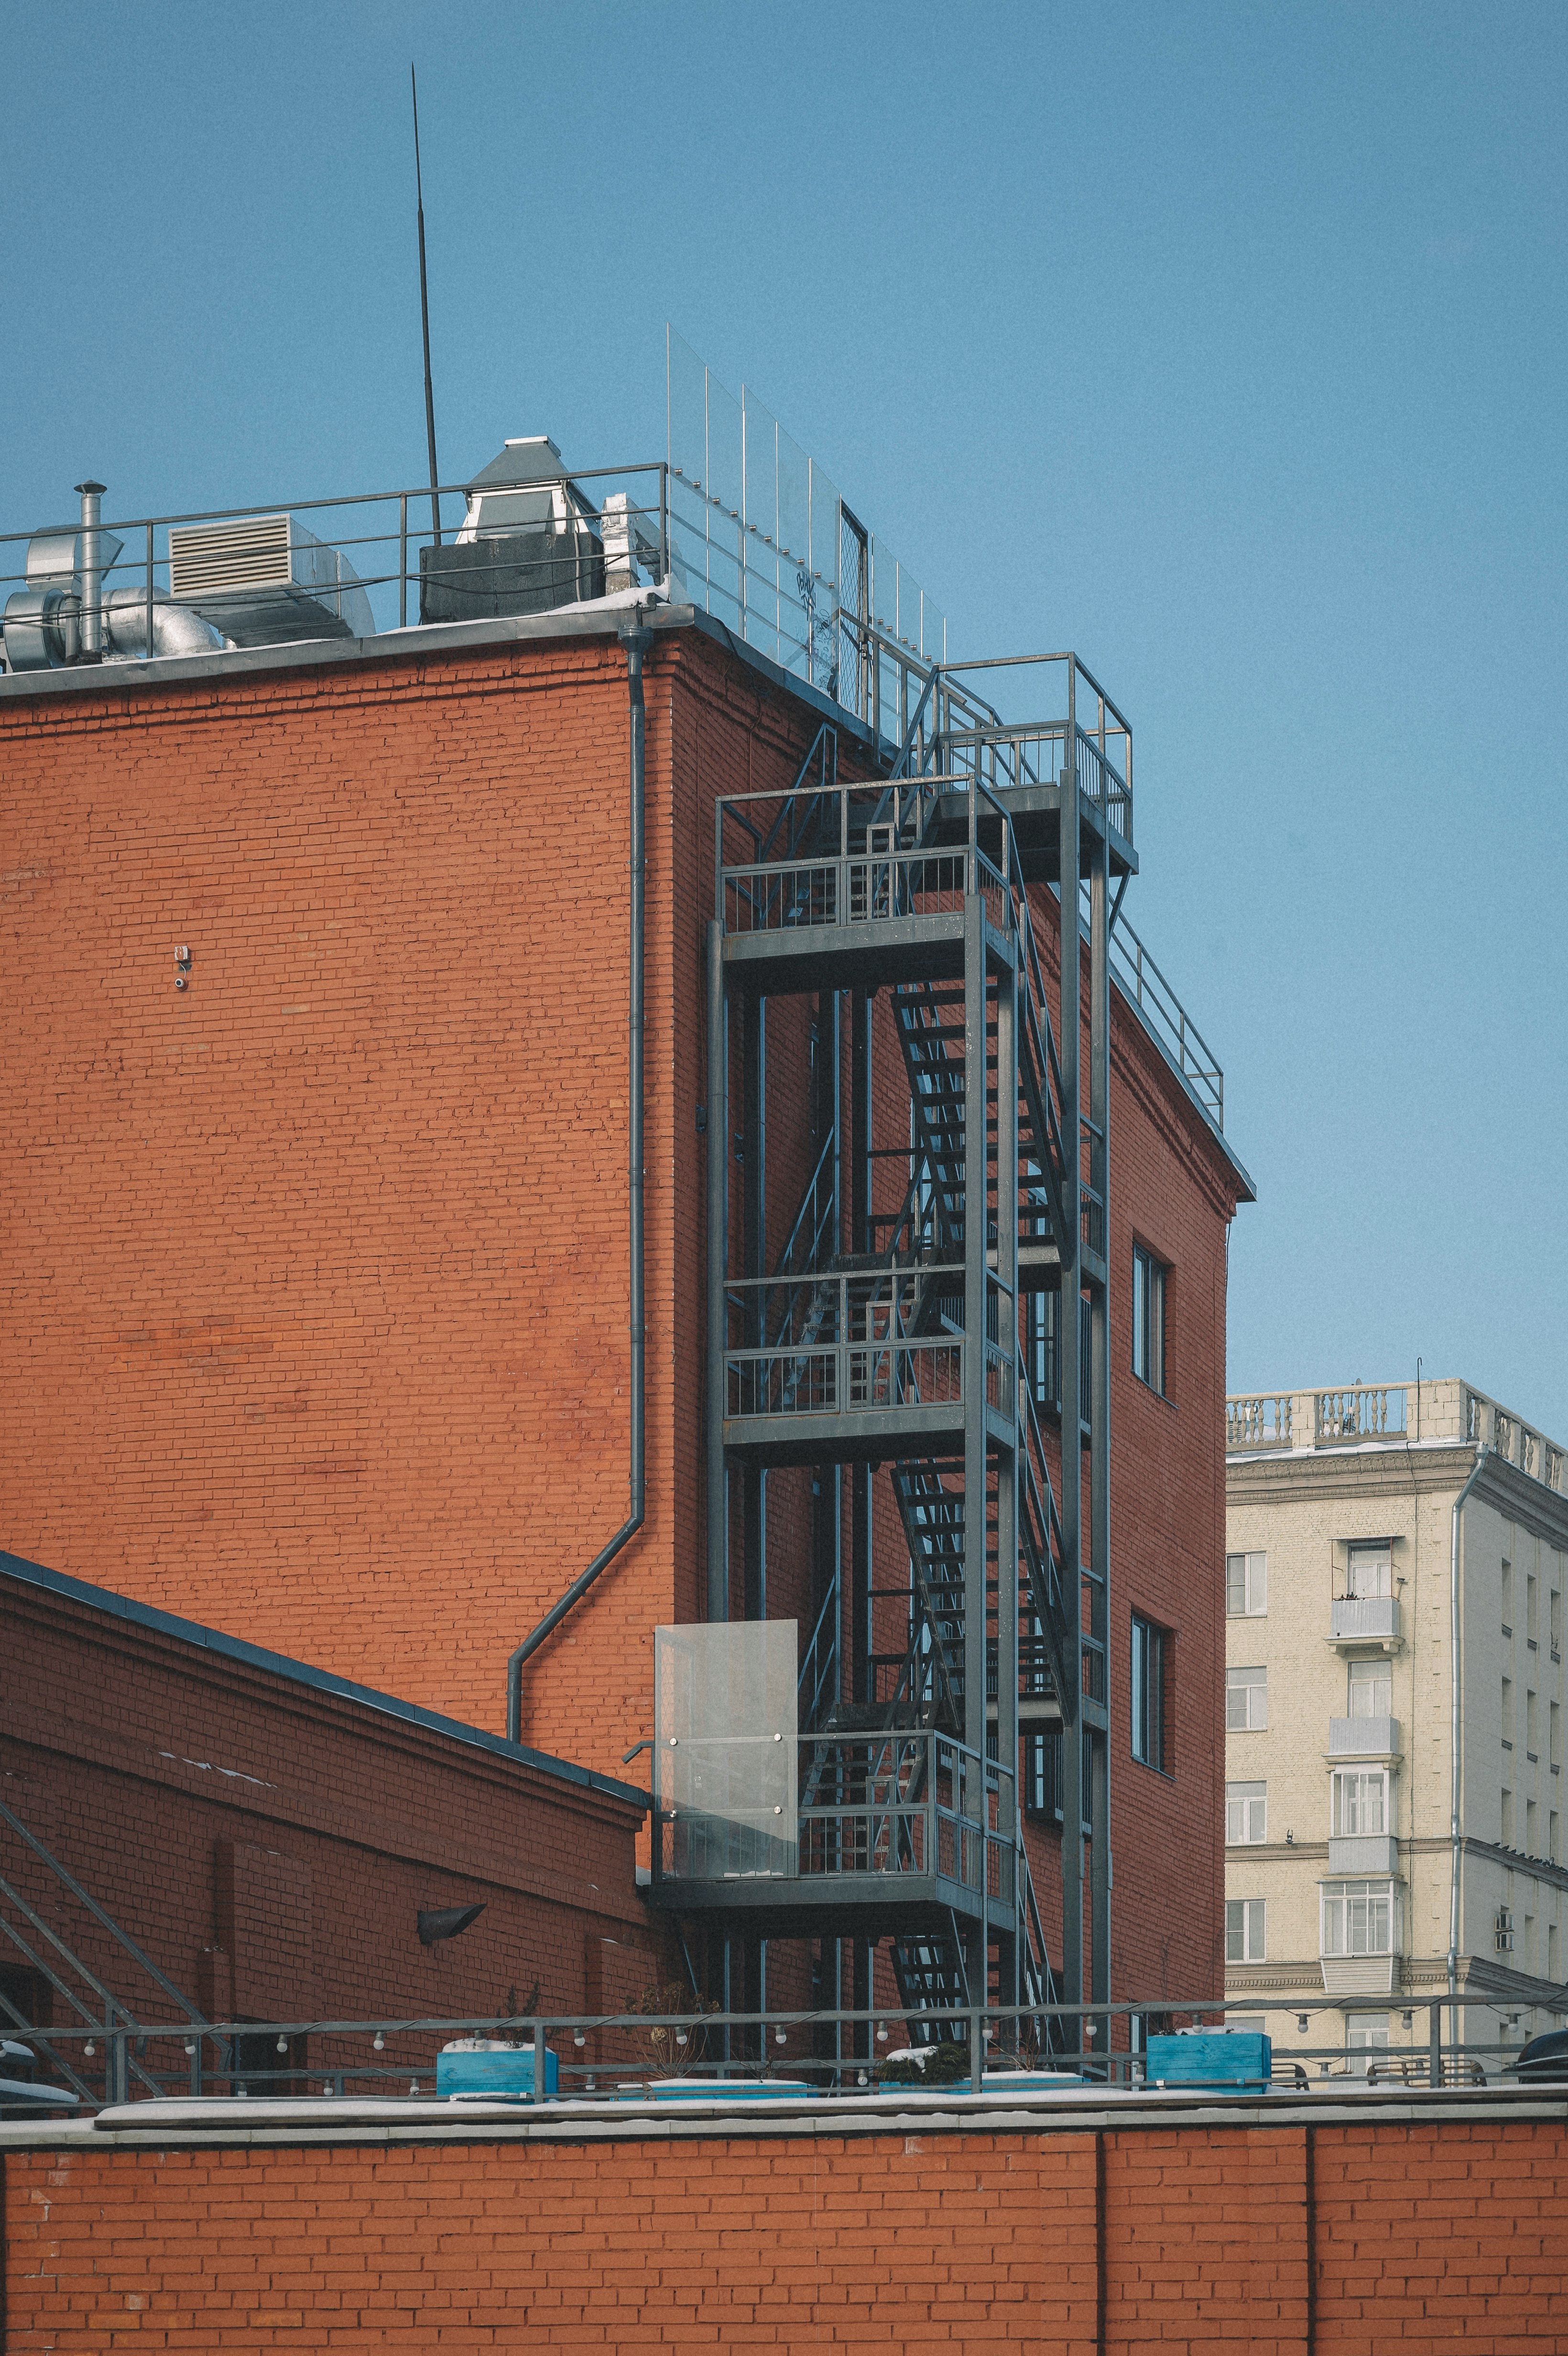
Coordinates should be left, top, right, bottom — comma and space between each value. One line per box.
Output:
0, 1563, 651, 2036
4, 2100, 1564, 2349
0, 615, 1244, 2005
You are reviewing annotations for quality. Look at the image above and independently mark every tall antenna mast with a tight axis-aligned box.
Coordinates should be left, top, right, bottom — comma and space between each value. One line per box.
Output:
411, 65, 442, 546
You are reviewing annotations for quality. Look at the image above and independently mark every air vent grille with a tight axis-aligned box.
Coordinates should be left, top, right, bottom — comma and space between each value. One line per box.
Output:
169, 517, 293, 599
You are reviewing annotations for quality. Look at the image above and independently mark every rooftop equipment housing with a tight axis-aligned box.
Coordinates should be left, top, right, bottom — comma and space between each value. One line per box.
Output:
167, 516, 375, 645
419, 437, 605, 623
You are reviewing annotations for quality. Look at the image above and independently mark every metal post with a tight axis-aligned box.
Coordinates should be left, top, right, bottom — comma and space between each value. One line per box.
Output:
1057, 668, 1085, 2029
706, 920, 729, 1621
1088, 776, 1112, 2016
1429, 1998, 1442, 2088
995, 933, 1020, 2026
399, 493, 408, 630
742, 993, 766, 1619
961, 886, 988, 1769
76, 482, 105, 660
533, 2021, 548, 2104
144, 521, 154, 665
850, 986, 873, 1701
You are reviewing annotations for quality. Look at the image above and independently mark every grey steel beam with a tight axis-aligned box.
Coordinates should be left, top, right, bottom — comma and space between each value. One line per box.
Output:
962, 889, 990, 1773
1057, 679, 1085, 2027
705, 920, 729, 1622
1089, 792, 1113, 2013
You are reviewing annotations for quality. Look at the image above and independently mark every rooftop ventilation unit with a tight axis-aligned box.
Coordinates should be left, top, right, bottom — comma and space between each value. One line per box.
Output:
167, 515, 374, 646
419, 437, 604, 624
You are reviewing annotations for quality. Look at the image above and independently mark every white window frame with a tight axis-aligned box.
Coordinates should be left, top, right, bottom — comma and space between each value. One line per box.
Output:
1347, 1657, 1392, 1719
1227, 1665, 1267, 1732
1227, 1781, 1267, 1843
1320, 1879, 1398, 1959
1331, 1768, 1390, 1837
1225, 1897, 1266, 1963
1226, 1551, 1267, 1618
1343, 1541, 1393, 1600
1345, 2013, 1390, 2074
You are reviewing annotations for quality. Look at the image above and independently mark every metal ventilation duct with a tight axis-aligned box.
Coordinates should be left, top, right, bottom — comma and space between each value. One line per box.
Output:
167, 515, 375, 645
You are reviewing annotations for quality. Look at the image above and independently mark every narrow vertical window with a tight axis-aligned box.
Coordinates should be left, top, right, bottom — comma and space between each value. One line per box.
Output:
1225, 1898, 1266, 1963
1131, 1613, 1170, 1771
1226, 1551, 1267, 1617
1132, 1244, 1166, 1395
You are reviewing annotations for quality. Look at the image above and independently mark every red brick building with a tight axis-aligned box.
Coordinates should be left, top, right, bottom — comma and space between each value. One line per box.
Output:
0, 1548, 652, 2055
0, 490, 1249, 2040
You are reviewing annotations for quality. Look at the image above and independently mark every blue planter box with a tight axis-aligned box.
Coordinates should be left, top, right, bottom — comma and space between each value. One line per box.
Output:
436, 2043, 559, 2101
1145, 2033, 1270, 2088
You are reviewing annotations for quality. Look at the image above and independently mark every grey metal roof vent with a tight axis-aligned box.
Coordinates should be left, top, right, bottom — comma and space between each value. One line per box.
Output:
167, 515, 375, 645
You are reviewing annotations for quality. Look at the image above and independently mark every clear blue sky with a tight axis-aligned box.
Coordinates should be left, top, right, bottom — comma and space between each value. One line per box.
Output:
6, 3, 1565, 1435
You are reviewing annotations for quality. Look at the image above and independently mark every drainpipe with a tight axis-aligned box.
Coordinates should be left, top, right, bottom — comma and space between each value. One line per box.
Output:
1447, 1440, 1490, 2058
505, 612, 653, 1744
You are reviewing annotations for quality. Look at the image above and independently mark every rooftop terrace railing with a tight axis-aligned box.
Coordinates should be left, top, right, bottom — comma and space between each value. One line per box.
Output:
0, 1995, 1536, 2113
1226, 1379, 1567, 1496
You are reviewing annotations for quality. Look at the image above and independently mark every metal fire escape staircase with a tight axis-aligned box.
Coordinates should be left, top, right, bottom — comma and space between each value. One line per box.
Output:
663, 654, 1128, 2054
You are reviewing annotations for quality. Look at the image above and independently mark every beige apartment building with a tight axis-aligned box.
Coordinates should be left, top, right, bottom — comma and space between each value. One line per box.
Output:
1224, 1377, 1568, 2074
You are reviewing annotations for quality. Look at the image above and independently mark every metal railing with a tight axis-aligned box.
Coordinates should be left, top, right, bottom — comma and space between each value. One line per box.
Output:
0, 1994, 1543, 2113
1101, 899, 1224, 1129
722, 1266, 1020, 1428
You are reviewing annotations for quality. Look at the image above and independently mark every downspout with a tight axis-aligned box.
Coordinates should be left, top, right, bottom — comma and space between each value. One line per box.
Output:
505, 612, 652, 1744
1447, 1440, 1490, 2054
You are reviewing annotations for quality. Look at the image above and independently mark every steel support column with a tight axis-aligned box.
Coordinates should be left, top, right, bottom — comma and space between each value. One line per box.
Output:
1057, 696, 1085, 2022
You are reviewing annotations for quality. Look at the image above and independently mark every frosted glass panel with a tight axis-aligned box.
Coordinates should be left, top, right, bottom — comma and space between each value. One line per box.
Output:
654, 1622, 798, 1881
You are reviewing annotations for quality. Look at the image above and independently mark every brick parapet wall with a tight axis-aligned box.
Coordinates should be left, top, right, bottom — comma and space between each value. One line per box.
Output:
3, 2090, 1564, 2349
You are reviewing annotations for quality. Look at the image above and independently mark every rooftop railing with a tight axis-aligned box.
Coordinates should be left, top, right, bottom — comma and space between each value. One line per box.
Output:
0, 1995, 1538, 2113
1226, 1379, 1567, 1497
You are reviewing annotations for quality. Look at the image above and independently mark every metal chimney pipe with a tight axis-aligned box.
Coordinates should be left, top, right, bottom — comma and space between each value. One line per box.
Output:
76, 481, 107, 660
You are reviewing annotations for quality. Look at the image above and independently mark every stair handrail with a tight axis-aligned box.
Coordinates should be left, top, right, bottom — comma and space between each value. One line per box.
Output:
0, 1797, 206, 2027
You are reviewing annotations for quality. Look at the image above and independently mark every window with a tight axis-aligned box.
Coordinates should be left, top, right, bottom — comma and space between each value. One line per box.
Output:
1028, 1290, 1091, 1428
1226, 1898, 1266, 1963
1321, 1880, 1396, 1957
1501, 1789, 1514, 1847
1552, 1701, 1561, 1773
1551, 1921, 1561, 1980
1131, 1243, 1166, 1395
1227, 1665, 1267, 1731
1552, 1589, 1562, 1661
1345, 2014, 1390, 2074
1348, 1658, 1391, 1719
1527, 1689, 1538, 1759
1551, 1811, 1561, 1866
1344, 1542, 1392, 1600
1227, 1781, 1267, 1843
1502, 1676, 1514, 1747
1226, 1551, 1267, 1617
1502, 1560, 1513, 1635
1022, 1726, 1063, 1822
1526, 1798, 1539, 1856
1527, 1573, 1539, 1647
1332, 1769, 1390, 1836
1131, 1614, 1169, 1771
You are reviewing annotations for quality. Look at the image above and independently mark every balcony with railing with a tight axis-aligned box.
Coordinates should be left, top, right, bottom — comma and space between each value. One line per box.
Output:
643, 1623, 1015, 1931
721, 1265, 1015, 1466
